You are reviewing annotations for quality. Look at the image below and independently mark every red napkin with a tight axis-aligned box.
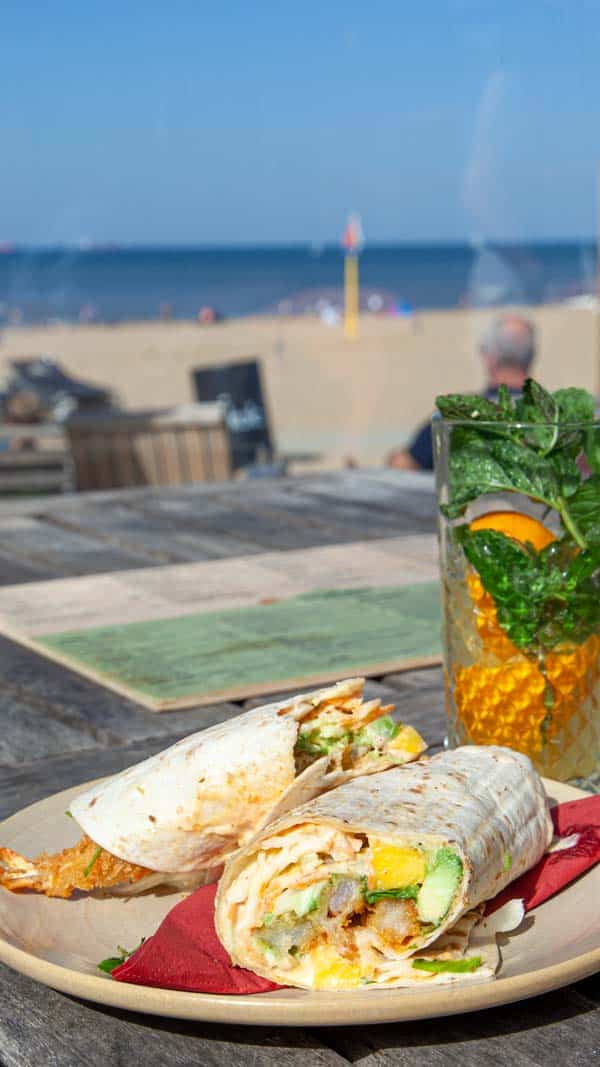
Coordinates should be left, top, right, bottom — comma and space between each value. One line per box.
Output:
112, 884, 282, 994
113, 795, 600, 995
487, 794, 600, 915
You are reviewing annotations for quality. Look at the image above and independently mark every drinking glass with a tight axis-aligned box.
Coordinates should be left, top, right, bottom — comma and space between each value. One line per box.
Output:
433, 414, 600, 787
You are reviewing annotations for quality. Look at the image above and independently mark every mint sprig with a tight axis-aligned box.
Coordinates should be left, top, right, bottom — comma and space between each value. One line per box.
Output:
437, 379, 599, 550
457, 527, 600, 655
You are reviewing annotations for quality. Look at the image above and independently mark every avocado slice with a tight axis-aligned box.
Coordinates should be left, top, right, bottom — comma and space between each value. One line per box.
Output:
355, 715, 399, 748
417, 848, 463, 925
273, 879, 329, 918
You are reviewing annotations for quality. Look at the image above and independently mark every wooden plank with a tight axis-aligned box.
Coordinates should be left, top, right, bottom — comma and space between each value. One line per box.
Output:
0, 966, 345, 1067
0, 450, 66, 469
0, 535, 438, 635
0, 470, 65, 493
0, 516, 161, 580
9, 582, 441, 711
322, 985, 600, 1065
0, 633, 242, 762
39, 503, 268, 564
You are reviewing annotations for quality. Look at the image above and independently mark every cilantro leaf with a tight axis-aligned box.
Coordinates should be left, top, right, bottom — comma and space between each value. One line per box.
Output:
412, 956, 482, 974
364, 885, 420, 905
97, 956, 125, 975
98, 939, 145, 975
83, 846, 102, 878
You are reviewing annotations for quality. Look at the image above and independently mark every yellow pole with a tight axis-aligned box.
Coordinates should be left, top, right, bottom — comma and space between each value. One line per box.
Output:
344, 253, 359, 339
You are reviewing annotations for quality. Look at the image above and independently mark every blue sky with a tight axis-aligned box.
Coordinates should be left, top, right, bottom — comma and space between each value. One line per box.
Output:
2, 1, 599, 244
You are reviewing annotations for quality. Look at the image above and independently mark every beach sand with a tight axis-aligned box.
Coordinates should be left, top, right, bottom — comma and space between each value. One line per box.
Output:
1, 305, 597, 467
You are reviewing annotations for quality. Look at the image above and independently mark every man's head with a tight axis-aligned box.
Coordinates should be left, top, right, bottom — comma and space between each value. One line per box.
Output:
480, 314, 536, 388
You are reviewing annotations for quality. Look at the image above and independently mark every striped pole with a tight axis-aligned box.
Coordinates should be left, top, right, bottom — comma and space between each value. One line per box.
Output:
344, 253, 359, 340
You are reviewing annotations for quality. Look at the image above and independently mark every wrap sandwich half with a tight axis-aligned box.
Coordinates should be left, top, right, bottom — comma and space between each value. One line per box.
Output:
216, 745, 552, 989
0, 678, 425, 898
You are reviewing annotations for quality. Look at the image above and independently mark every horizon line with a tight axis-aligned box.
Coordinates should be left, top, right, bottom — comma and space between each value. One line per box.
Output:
0, 236, 596, 253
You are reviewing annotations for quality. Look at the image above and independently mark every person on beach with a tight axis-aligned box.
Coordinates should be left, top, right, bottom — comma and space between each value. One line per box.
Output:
386, 313, 536, 471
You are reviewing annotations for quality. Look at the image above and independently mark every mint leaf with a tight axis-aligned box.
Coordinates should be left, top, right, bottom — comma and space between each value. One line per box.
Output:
553, 387, 596, 425
436, 394, 504, 422
364, 885, 420, 905
412, 956, 482, 974
568, 476, 600, 543
515, 379, 559, 454
584, 427, 600, 475
497, 384, 517, 420
443, 432, 559, 519
458, 527, 600, 653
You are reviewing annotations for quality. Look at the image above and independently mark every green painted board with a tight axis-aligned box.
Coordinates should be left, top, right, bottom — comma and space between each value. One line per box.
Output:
36, 582, 442, 711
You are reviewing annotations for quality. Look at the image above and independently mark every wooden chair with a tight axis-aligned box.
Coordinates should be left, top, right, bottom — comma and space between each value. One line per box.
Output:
191, 359, 275, 471
65, 404, 231, 492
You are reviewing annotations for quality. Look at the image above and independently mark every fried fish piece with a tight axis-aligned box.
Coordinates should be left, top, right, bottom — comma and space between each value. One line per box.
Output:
0, 834, 151, 898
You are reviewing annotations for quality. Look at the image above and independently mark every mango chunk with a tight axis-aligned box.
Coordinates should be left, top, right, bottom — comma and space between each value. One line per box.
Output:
388, 724, 427, 757
371, 844, 426, 890
311, 945, 361, 990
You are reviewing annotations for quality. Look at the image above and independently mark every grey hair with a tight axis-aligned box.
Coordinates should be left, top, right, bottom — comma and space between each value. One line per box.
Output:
480, 316, 536, 368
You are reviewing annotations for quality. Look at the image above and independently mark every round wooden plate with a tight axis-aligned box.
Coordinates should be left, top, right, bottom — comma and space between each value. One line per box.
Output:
0, 777, 598, 1027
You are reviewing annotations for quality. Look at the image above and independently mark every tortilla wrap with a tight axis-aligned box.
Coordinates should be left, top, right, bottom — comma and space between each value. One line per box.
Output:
0, 678, 426, 897
215, 746, 552, 989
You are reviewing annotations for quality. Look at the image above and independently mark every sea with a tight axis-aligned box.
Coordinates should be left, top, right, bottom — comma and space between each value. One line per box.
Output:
0, 242, 596, 325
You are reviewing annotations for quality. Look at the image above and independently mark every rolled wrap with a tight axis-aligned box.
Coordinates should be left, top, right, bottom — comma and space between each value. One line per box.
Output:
69, 677, 425, 877
216, 746, 552, 989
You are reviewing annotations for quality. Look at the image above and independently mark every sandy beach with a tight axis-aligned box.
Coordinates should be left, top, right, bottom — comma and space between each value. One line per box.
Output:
1, 304, 597, 467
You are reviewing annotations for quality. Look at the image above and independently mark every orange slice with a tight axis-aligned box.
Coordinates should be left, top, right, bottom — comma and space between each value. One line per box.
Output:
465, 512, 557, 659
468, 510, 556, 552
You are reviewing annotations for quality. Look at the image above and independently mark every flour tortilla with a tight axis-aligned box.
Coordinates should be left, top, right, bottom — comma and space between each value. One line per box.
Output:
70, 678, 424, 875
215, 746, 552, 988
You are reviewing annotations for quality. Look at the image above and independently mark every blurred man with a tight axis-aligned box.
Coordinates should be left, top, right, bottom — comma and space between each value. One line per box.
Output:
386, 314, 536, 471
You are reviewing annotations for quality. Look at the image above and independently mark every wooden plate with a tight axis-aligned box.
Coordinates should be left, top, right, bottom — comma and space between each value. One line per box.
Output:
0, 777, 598, 1027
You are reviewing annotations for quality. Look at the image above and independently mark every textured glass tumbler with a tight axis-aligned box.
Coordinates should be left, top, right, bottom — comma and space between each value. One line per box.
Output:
433, 415, 600, 788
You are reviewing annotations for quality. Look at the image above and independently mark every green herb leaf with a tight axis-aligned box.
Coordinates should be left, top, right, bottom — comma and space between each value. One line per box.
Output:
553, 387, 596, 425
364, 884, 420, 905
503, 853, 512, 872
496, 384, 517, 420
412, 956, 483, 974
97, 939, 145, 975
457, 526, 600, 654
568, 476, 600, 543
436, 394, 504, 422
514, 379, 559, 454
97, 956, 125, 975
442, 431, 559, 519
295, 726, 346, 757
83, 846, 102, 878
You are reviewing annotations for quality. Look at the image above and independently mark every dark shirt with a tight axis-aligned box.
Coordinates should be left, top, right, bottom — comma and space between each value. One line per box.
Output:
407, 386, 521, 471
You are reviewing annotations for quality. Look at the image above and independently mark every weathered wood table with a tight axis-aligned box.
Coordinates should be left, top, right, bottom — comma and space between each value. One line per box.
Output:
0, 471, 598, 1066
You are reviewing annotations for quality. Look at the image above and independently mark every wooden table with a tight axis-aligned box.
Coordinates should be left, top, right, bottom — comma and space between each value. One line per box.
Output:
0, 471, 598, 1066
